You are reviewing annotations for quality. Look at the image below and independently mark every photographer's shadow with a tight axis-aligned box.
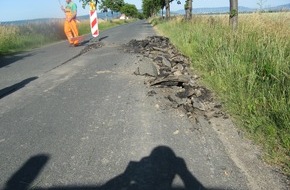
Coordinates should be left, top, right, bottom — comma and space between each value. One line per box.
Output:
4, 146, 205, 190
101, 146, 204, 190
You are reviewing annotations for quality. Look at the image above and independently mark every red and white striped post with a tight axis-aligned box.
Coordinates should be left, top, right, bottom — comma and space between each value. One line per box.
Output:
89, 1, 99, 37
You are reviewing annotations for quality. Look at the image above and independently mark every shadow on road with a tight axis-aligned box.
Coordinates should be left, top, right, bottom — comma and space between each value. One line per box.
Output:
3, 146, 228, 190
0, 77, 38, 99
4, 154, 50, 190
0, 53, 35, 68
98, 36, 108, 42
79, 35, 108, 47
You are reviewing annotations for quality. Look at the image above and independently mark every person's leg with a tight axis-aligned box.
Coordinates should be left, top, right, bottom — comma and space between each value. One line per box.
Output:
70, 20, 79, 46
64, 21, 74, 45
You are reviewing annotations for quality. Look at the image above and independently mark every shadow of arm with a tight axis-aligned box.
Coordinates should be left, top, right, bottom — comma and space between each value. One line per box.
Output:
175, 157, 205, 190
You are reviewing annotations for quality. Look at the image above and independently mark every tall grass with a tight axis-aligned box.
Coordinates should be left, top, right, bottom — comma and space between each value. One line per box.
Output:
0, 19, 132, 55
0, 20, 65, 55
154, 13, 290, 174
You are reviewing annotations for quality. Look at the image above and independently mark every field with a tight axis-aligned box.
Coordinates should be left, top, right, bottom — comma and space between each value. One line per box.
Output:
153, 12, 290, 174
0, 18, 131, 55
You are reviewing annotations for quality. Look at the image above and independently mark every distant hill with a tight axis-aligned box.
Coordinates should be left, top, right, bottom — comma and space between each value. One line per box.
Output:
173, 3, 290, 14
268, 3, 290, 11
1, 12, 121, 25
174, 6, 253, 14
78, 12, 121, 20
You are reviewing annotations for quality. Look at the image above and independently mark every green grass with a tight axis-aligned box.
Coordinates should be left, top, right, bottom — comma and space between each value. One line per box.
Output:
153, 13, 290, 174
0, 19, 134, 55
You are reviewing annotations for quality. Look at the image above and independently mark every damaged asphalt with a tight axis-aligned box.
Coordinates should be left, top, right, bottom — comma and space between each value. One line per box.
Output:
0, 20, 288, 190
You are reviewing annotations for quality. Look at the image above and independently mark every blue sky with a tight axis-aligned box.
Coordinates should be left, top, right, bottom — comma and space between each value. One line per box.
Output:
0, 0, 289, 22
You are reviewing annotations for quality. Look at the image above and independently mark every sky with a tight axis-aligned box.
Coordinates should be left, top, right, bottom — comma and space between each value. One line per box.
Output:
0, 0, 289, 22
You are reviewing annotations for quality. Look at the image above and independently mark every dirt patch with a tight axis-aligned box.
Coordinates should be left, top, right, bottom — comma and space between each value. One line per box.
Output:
80, 41, 104, 55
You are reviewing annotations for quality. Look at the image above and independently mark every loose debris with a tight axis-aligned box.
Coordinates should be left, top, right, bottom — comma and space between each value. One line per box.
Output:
124, 36, 227, 121
80, 41, 104, 55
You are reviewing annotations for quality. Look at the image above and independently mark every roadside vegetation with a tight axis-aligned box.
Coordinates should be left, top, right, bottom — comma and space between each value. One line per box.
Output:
153, 12, 290, 174
0, 19, 132, 55
0, 0, 141, 55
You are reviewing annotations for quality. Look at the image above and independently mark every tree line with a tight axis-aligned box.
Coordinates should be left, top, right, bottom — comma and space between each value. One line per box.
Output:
142, 0, 238, 30
79, 0, 238, 29
79, 0, 143, 19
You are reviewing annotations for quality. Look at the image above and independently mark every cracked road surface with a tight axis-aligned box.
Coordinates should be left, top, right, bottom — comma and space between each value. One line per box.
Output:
0, 20, 287, 190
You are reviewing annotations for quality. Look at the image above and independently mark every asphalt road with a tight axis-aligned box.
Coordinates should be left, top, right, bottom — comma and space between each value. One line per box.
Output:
0, 20, 285, 190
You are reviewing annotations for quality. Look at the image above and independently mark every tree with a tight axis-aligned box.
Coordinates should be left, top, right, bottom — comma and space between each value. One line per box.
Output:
257, 0, 267, 12
141, 0, 174, 19
166, 0, 177, 19
229, 0, 238, 30
165, 0, 170, 19
120, 4, 138, 18
161, 0, 180, 19
142, 0, 162, 18
184, 0, 192, 20
99, 0, 125, 13
79, 0, 100, 9
142, 0, 152, 18
79, 0, 124, 13
160, 0, 166, 18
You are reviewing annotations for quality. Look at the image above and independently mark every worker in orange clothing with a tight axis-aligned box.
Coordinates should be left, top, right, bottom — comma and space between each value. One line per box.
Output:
61, 0, 79, 46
